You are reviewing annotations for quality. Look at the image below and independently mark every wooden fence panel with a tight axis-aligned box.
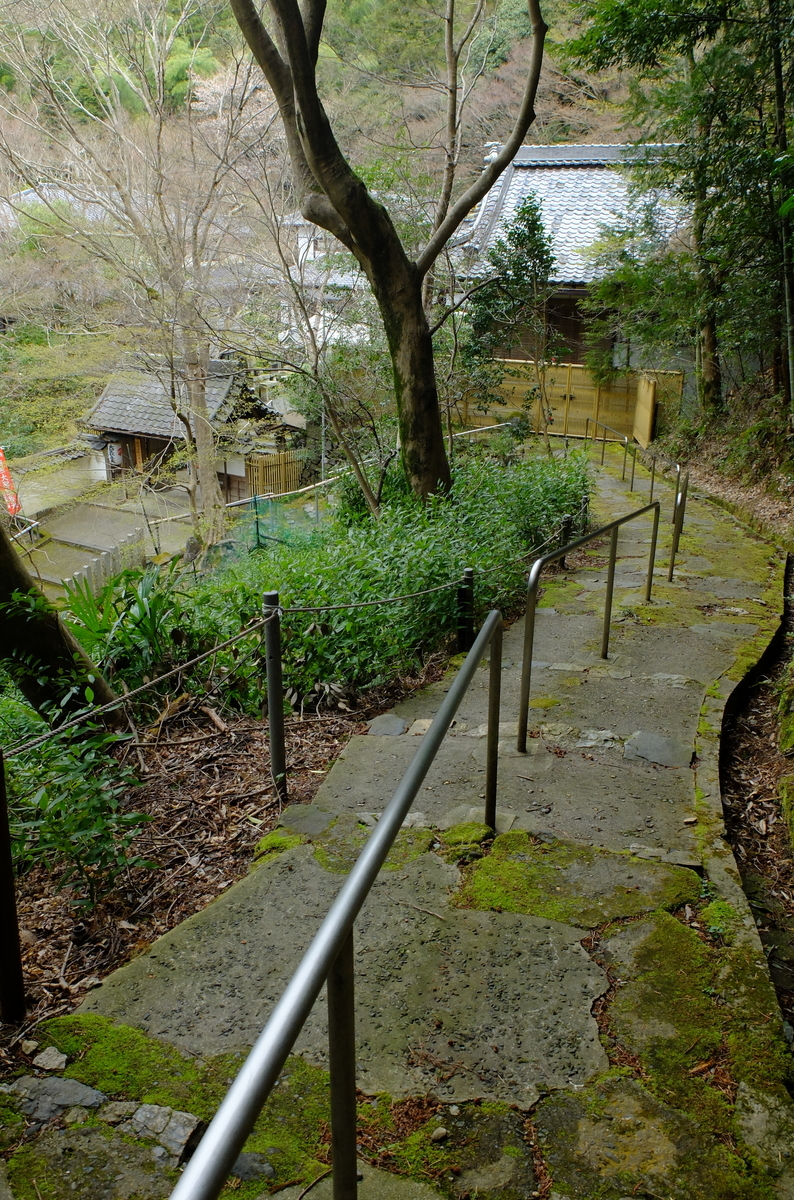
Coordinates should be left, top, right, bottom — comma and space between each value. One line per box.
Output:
245, 450, 303, 497
633, 377, 657, 448
489, 360, 682, 441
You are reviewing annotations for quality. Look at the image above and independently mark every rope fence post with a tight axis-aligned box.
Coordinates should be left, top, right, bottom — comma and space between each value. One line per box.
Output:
264, 593, 288, 805
456, 568, 475, 653
559, 514, 573, 569
0, 749, 26, 1024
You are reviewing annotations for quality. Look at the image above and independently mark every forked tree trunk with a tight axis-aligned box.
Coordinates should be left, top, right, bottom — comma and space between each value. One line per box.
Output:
0, 523, 116, 720
227, 0, 547, 505
376, 268, 452, 496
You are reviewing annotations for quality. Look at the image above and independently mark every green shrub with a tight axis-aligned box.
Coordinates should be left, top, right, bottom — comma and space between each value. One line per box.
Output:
60, 451, 589, 712
0, 691, 151, 906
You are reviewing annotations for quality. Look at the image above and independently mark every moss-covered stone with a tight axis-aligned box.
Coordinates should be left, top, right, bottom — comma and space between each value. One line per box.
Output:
0, 1091, 25, 1151
38, 1013, 239, 1119
779, 775, 794, 852
364, 1102, 536, 1200
443, 822, 492, 847
537, 578, 586, 610
7, 1124, 178, 1200
253, 829, 306, 864
457, 831, 701, 928
310, 813, 433, 874
438, 822, 492, 862
32, 1012, 539, 1198
528, 695, 559, 709
606, 913, 792, 1134
535, 1074, 778, 1200
700, 898, 741, 941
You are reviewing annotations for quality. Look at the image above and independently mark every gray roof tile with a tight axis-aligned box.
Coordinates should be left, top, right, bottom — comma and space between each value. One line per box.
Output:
85, 361, 239, 440
466, 145, 683, 284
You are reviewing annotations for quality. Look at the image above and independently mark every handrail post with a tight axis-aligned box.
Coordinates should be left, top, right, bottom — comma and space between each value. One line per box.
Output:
629, 445, 636, 492
0, 749, 26, 1024
601, 526, 619, 659
516, 573, 540, 753
601, 426, 607, 465
456, 568, 475, 652
649, 456, 656, 503
484, 618, 503, 830
264, 592, 288, 805
672, 465, 681, 525
328, 928, 357, 1200
621, 438, 627, 480
645, 504, 660, 603
667, 472, 688, 582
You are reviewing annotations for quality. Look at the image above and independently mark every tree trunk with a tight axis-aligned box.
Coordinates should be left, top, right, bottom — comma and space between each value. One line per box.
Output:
184, 342, 226, 545
700, 316, 722, 412
0, 524, 116, 720
376, 267, 452, 497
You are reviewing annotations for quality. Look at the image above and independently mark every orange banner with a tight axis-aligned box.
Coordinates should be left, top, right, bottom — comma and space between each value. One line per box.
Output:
0, 446, 21, 516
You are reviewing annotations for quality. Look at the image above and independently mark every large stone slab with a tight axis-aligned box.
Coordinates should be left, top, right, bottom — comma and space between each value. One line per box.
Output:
81, 848, 608, 1106
460, 832, 701, 928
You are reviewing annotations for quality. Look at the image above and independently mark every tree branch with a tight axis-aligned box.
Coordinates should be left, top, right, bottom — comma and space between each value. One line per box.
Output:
229, 0, 355, 251
416, 0, 548, 277
429, 274, 501, 335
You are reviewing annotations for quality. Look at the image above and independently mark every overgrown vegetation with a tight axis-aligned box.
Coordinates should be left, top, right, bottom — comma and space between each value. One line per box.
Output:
569, 0, 794, 484
62, 451, 589, 709
1, 450, 590, 906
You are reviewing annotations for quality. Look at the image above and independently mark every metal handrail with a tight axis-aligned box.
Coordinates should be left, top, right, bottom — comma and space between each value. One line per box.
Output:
9, 518, 40, 544
170, 609, 504, 1200
668, 469, 689, 583
583, 417, 684, 523
516, 501, 661, 753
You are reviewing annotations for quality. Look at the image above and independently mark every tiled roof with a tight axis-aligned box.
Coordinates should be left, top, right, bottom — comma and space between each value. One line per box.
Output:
84, 361, 239, 441
464, 144, 683, 285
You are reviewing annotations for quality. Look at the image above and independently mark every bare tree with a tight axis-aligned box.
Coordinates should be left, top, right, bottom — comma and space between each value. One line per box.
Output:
0, 0, 279, 543
228, 0, 548, 498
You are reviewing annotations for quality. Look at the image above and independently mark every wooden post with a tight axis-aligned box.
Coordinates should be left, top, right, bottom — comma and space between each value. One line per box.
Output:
563, 363, 572, 435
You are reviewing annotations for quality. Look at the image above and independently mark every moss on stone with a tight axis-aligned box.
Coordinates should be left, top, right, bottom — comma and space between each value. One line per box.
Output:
253, 829, 306, 864
439, 822, 493, 863
608, 912, 791, 1139
0, 1092, 25, 1151
528, 695, 559, 709
534, 1073, 778, 1200
538, 579, 586, 610
779, 775, 794, 853
311, 813, 432, 874
240, 1055, 331, 1187
443, 822, 492, 847
457, 831, 700, 928
700, 899, 741, 941
38, 1013, 238, 1119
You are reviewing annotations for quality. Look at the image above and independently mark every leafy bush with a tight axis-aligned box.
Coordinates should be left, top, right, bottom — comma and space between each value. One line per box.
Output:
0, 691, 151, 906
59, 452, 589, 714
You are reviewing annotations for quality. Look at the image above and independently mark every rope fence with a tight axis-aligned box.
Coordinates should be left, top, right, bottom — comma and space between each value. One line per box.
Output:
5, 500, 590, 761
